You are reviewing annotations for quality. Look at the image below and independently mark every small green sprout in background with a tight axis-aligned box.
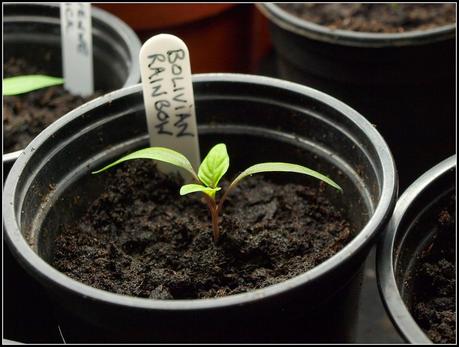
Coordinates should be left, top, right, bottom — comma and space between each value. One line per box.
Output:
93, 144, 343, 243
3, 75, 64, 96
389, 3, 400, 11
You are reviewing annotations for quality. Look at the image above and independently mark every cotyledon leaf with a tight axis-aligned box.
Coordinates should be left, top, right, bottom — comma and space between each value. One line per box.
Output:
230, 162, 343, 192
92, 147, 198, 179
3, 75, 64, 96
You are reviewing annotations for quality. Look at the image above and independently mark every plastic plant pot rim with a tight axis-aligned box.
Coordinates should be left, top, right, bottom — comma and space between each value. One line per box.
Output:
376, 154, 456, 344
257, 3, 456, 48
3, 2, 142, 161
3, 73, 397, 312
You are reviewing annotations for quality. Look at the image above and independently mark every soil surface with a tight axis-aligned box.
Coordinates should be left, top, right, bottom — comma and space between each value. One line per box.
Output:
411, 194, 456, 343
280, 4, 456, 33
3, 57, 101, 152
53, 160, 352, 299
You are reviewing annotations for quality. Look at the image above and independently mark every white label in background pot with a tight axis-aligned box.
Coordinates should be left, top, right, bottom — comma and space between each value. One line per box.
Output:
60, 2, 94, 96
139, 34, 201, 179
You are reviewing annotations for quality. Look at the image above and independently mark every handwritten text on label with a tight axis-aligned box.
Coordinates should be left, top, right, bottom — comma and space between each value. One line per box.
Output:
146, 49, 194, 138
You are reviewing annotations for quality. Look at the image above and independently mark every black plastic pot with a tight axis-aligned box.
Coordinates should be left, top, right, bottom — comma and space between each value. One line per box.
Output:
3, 74, 397, 343
2, 2, 142, 175
377, 155, 456, 343
257, 3, 456, 191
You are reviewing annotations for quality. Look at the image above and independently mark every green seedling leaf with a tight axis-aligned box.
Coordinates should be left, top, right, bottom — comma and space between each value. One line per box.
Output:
231, 162, 343, 192
198, 143, 229, 188
92, 147, 198, 179
180, 184, 221, 198
3, 75, 64, 96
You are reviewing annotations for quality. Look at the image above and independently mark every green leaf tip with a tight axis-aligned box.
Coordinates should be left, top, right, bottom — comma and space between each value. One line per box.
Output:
3, 75, 64, 96
91, 147, 198, 179
232, 162, 343, 192
198, 143, 229, 188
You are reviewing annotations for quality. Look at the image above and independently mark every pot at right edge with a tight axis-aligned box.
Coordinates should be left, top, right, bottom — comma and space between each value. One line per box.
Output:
377, 155, 456, 344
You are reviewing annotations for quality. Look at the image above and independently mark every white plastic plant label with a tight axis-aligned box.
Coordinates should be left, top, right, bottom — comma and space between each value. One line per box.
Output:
139, 34, 201, 179
60, 2, 94, 96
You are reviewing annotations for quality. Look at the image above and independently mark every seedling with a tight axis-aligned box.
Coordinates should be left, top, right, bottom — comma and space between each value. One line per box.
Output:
3, 75, 64, 96
93, 144, 342, 243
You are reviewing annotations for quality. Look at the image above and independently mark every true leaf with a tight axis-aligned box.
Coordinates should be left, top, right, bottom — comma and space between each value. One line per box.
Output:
198, 143, 229, 188
92, 147, 198, 179
180, 184, 221, 197
3, 75, 64, 96
231, 162, 343, 192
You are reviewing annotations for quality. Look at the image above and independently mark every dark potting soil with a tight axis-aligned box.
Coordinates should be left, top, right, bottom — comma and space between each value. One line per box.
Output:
280, 4, 456, 33
53, 160, 352, 299
3, 57, 101, 153
411, 194, 456, 343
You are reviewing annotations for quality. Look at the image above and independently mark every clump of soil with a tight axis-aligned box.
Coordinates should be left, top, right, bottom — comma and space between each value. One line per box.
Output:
3, 57, 101, 152
280, 4, 456, 33
53, 160, 353, 299
411, 194, 456, 343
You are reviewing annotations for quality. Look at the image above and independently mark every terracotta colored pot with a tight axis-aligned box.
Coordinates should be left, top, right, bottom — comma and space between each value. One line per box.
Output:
96, 4, 235, 30
250, 6, 273, 72
95, 4, 272, 73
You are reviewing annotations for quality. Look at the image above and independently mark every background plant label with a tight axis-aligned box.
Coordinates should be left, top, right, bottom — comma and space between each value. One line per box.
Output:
139, 34, 201, 179
60, 3, 94, 96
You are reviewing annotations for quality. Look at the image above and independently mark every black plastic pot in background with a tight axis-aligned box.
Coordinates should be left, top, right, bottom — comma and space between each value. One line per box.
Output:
2, 2, 142, 176
3, 74, 397, 343
377, 155, 456, 343
257, 3, 456, 191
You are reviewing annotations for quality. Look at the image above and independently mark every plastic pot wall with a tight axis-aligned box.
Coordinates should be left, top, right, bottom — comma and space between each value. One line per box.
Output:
258, 4, 456, 191
3, 3, 142, 173
3, 74, 397, 343
377, 155, 456, 343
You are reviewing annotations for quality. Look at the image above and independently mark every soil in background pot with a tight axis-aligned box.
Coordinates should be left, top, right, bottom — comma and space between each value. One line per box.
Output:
280, 4, 456, 33
52, 160, 353, 299
411, 194, 456, 343
3, 57, 102, 153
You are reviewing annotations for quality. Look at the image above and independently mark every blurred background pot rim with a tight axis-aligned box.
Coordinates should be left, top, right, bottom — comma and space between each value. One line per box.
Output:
376, 154, 456, 344
3, 73, 397, 312
257, 3, 456, 48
